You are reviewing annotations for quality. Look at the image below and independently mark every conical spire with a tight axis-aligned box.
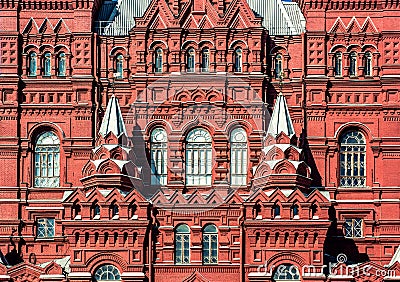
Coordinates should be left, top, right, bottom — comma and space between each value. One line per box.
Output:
99, 95, 127, 137
266, 93, 295, 138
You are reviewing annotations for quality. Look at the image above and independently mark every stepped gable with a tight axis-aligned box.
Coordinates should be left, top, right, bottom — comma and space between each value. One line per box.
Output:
252, 93, 311, 191
81, 95, 143, 191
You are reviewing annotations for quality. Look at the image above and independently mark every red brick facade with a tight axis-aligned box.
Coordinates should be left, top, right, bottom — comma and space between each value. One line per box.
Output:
0, 0, 400, 281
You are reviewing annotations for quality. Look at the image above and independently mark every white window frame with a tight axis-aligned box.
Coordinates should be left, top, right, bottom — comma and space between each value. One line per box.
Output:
175, 224, 190, 264
230, 128, 248, 186
150, 128, 168, 185
334, 52, 342, 77
202, 224, 218, 264
94, 265, 121, 281
344, 218, 363, 238
185, 128, 212, 186
34, 131, 60, 188
339, 130, 366, 187
37, 218, 55, 238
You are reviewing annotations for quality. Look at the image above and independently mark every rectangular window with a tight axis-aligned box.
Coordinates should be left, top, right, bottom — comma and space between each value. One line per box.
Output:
344, 218, 363, 238
37, 218, 55, 238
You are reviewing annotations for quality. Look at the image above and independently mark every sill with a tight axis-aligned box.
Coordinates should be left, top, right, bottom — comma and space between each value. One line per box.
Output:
36, 237, 55, 241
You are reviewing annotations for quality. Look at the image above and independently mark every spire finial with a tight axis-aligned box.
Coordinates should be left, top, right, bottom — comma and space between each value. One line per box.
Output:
98, 95, 127, 137
266, 90, 295, 138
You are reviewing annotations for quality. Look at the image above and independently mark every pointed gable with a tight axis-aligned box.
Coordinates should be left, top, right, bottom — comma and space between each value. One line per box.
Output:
346, 17, 362, 33
230, 12, 249, 29
183, 14, 199, 29
22, 18, 39, 34
136, 0, 177, 28
149, 13, 168, 29
223, 0, 262, 29
361, 17, 378, 33
53, 19, 71, 34
328, 17, 347, 34
198, 15, 214, 29
39, 18, 54, 34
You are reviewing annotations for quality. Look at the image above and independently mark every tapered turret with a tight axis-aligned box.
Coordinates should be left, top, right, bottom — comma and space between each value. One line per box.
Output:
81, 96, 142, 191
252, 93, 311, 191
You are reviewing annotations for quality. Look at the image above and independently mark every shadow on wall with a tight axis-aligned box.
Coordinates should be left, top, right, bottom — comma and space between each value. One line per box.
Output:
300, 128, 322, 187
3, 227, 24, 266
324, 206, 369, 267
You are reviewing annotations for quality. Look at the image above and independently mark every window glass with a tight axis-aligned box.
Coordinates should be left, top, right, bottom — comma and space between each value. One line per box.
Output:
230, 128, 247, 186
175, 224, 190, 264
202, 224, 218, 264
340, 131, 366, 187
37, 218, 55, 238
150, 128, 167, 185
186, 128, 212, 186
34, 132, 60, 187
94, 265, 121, 281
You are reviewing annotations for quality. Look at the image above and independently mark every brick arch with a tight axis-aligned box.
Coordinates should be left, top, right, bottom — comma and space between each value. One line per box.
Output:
270, 45, 288, 56
334, 122, 373, 140
85, 252, 128, 273
143, 120, 172, 140
347, 44, 362, 53
28, 122, 65, 144
228, 39, 248, 50
224, 118, 256, 137
329, 44, 346, 53
361, 44, 378, 53
109, 46, 128, 56
179, 119, 216, 143
181, 40, 198, 50
267, 251, 307, 269
149, 40, 168, 50
39, 44, 54, 53
54, 44, 70, 53
23, 44, 40, 54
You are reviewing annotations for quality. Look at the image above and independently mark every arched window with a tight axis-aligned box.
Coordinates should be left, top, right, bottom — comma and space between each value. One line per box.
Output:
275, 54, 283, 78
94, 265, 121, 281
29, 52, 37, 76
202, 224, 218, 264
273, 264, 300, 281
273, 203, 281, 219
186, 128, 212, 186
72, 202, 81, 220
230, 128, 247, 186
43, 52, 51, 76
115, 54, 123, 78
111, 203, 119, 219
349, 51, 357, 77
340, 130, 366, 187
92, 203, 101, 220
150, 128, 167, 185
34, 131, 60, 187
234, 48, 243, 72
364, 52, 372, 76
187, 48, 195, 72
201, 48, 210, 72
291, 204, 299, 219
58, 52, 66, 76
334, 52, 342, 76
154, 48, 163, 73
175, 224, 190, 264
